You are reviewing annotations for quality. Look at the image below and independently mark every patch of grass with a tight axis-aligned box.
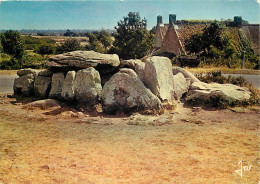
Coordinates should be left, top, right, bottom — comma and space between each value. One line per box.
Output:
186, 67, 260, 75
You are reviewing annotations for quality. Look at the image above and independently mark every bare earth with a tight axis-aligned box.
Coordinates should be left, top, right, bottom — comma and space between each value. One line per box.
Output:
0, 94, 259, 184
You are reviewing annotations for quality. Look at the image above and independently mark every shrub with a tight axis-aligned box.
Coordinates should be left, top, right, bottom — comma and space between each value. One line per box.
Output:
1, 30, 25, 68
56, 38, 82, 54
36, 44, 55, 59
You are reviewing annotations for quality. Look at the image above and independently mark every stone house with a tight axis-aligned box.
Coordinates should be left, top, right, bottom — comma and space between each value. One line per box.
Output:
154, 14, 186, 57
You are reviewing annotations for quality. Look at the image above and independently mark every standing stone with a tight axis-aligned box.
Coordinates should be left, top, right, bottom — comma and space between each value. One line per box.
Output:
49, 72, 65, 99
61, 71, 76, 102
34, 75, 52, 98
172, 73, 190, 100
101, 68, 162, 113
144, 56, 174, 101
13, 74, 35, 96
74, 68, 102, 105
38, 69, 53, 77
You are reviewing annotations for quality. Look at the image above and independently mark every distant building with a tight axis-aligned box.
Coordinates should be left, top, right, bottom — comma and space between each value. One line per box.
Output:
154, 14, 185, 57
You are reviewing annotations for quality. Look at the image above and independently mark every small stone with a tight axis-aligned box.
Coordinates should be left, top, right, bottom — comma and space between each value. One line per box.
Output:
40, 164, 49, 170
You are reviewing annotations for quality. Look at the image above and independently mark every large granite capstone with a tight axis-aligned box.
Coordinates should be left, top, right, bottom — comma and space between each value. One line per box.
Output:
46, 50, 120, 70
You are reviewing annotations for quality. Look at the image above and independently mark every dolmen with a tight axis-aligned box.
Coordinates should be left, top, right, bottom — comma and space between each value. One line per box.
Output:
13, 50, 252, 113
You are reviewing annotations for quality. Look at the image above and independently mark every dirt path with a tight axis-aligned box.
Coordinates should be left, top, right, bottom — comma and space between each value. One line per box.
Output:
0, 94, 259, 184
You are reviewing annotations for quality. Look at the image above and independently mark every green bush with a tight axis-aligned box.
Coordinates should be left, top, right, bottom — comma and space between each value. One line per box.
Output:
23, 36, 55, 51
85, 30, 113, 53
56, 38, 83, 54
1, 30, 25, 68
36, 44, 55, 59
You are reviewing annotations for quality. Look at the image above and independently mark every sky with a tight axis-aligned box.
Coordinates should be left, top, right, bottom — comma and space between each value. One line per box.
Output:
0, 0, 259, 30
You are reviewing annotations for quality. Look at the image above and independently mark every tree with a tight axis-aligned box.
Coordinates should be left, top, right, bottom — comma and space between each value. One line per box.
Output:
37, 44, 55, 59
1, 30, 25, 68
56, 38, 82, 54
111, 12, 154, 59
85, 30, 113, 53
185, 21, 235, 58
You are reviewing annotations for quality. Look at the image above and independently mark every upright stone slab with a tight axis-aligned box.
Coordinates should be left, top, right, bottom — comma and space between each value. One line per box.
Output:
38, 69, 53, 77
49, 72, 65, 99
34, 75, 52, 98
13, 74, 35, 96
61, 71, 76, 102
74, 68, 102, 105
101, 68, 162, 113
144, 56, 174, 101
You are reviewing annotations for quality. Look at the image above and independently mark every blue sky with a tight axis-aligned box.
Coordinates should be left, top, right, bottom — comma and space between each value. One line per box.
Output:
0, 0, 259, 30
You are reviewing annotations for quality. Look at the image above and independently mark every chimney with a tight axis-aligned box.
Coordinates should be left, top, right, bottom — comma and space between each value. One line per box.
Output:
157, 15, 162, 25
169, 14, 176, 25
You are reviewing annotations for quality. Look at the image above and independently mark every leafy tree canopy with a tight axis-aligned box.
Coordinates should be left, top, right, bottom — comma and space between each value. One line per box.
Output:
111, 12, 154, 59
0, 30, 25, 68
56, 38, 82, 54
1, 30, 25, 60
185, 21, 235, 59
85, 30, 113, 53
37, 44, 55, 59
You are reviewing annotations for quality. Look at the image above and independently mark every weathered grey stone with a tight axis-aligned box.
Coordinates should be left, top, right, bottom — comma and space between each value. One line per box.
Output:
61, 71, 76, 102
49, 73, 65, 99
120, 59, 143, 69
172, 67, 200, 84
48, 50, 120, 69
34, 76, 52, 98
13, 74, 34, 96
38, 69, 53, 77
172, 73, 190, 100
101, 68, 162, 113
120, 59, 145, 82
144, 56, 174, 101
74, 68, 102, 104
135, 62, 145, 82
17, 68, 37, 77
23, 99, 60, 109
186, 82, 251, 103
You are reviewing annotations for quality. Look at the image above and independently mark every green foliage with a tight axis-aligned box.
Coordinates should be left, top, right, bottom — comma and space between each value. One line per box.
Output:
23, 35, 55, 51
185, 33, 204, 54
85, 30, 113, 53
1, 30, 25, 68
36, 44, 55, 59
185, 21, 258, 69
0, 51, 44, 69
185, 21, 235, 58
56, 38, 82, 54
238, 30, 259, 69
111, 12, 154, 59
196, 71, 247, 86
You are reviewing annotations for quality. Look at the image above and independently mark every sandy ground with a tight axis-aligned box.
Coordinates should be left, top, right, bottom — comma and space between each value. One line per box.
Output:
0, 94, 259, 184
